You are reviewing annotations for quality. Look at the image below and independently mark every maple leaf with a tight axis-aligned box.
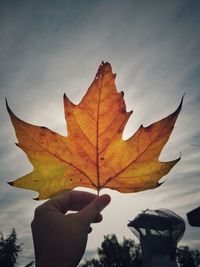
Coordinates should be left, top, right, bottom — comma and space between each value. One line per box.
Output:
7, 62, 182, 200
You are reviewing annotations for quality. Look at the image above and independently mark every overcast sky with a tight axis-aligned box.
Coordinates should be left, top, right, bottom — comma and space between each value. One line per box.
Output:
0, 0, 200, 266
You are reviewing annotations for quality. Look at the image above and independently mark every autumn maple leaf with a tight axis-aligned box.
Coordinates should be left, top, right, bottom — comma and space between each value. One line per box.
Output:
7, 62, 182, 200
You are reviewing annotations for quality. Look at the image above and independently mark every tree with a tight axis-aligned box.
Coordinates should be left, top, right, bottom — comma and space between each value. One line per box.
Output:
81, 234, 142, 267
0, 229, 35, 267
0, 228, 21, 267
177, 246, 200, 267
81, 234, 200, 267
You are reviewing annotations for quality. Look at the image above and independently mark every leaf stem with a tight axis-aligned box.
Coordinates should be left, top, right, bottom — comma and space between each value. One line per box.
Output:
97, 188, 100, 196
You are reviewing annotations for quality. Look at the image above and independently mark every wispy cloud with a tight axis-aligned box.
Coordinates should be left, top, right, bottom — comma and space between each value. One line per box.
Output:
0, 0, 200, 263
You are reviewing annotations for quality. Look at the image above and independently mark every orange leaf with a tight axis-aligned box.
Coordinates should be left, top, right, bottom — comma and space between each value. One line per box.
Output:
7, 62, 182, 200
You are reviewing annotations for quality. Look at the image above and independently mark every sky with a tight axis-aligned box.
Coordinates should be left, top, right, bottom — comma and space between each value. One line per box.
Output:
0, 0, 200, 265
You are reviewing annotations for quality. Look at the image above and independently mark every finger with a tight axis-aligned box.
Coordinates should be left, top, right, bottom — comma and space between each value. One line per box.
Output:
69, 190, 97, 211
42, 190, 97, 214
78, 194, 111, 225
93, 213, 103, 223
88, 226, 93, 234
89, 213, 103, 224
37, 191, 72, 215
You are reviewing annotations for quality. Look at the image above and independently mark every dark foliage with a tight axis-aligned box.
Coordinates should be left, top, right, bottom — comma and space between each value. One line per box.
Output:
177, 246, 200, 267
0, 229, 35, 267
1, 229, 200, 267
0, 228, 21, 267
81, 234, 200, 267
81, 234, 142, 267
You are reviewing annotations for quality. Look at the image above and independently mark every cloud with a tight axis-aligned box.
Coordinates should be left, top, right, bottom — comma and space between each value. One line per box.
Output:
0, 0, 200, 264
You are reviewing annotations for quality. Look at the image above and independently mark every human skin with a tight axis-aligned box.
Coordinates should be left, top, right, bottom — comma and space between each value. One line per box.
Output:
31, 190, 111, 267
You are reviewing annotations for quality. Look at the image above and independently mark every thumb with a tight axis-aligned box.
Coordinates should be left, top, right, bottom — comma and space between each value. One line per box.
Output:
78, 194, 111, 225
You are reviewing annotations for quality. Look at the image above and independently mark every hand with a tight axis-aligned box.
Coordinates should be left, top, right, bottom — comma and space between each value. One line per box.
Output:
31, 190, 111, 267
